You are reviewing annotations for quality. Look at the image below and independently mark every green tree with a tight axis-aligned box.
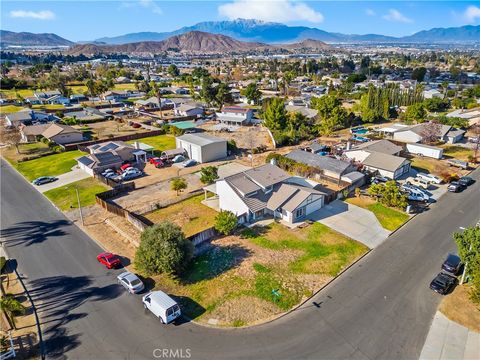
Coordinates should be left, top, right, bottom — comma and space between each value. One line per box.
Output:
134, 222, 194, 275
263, 97, 287, 131
311, 94, 347, 135
0, 294, 26, 328
411, 67, 427, 82
170, 177, 187, 196
167, 64, 180, 77
368, 181, 408, 209
404, 103, 427, 123
215, 82, 233, 109
454, 226, 480, 303
245, 83, 262, 105
214, 210, 238, 235
200, 166, 219, 185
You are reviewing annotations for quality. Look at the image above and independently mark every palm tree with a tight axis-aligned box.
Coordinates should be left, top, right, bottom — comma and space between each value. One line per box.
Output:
0, 294, 26, 328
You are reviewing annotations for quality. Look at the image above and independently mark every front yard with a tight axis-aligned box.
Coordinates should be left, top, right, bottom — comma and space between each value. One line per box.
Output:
44, 178, 108, 211
346, 196, 409, 231
149, 222, 367, 326
143, 194, 217, 237
9, 150, 85, 181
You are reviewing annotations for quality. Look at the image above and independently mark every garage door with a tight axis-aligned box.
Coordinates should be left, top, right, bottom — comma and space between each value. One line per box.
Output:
190, 145, 201, 162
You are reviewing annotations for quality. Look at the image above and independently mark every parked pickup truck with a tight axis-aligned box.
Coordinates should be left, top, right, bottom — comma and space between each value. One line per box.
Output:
447, 159, 468, 170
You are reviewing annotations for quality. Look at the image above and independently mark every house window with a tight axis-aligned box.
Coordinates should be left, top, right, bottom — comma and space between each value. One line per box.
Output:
255, 210, 264, 219
295, 207, 305, 219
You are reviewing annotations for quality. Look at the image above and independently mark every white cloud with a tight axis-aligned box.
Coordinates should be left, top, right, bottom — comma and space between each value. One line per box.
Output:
365, 9, 376, 17
382, 9, 413, 23
218, 0, 324, 23
9, 10, 55, 20
121, 0, 162, 15
464, 5, 480, 23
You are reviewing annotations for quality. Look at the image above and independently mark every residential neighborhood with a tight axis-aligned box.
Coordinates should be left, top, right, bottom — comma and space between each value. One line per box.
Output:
1, 2, 479, 360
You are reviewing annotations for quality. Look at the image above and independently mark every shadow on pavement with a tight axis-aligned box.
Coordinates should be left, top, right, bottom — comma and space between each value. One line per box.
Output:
28, 275, 123, 359
0, 220, 70, 247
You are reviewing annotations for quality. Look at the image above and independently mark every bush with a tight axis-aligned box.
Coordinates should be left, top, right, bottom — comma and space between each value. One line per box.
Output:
440, 171, 459, 183
214, 210, 238, 235
134, 222, 194, 275
200, 166, 219, 185
0, 256, 6, 273
227, 139, 237, 154
368, 181, 408, 209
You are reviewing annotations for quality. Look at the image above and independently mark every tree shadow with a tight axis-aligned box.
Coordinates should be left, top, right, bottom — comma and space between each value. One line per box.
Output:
181, 244, 252, 285
0, 220, 70, 247
27, 275, 123, 359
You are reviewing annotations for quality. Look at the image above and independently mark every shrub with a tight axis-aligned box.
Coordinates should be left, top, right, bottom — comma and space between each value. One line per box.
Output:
200, 166, 219, 185
440, 171, 459, 183
214, 210, 238, 235
368, 181, 408, 209
170, 177, 187, 195
134, 222, 194, 275
0, 257, 6, 273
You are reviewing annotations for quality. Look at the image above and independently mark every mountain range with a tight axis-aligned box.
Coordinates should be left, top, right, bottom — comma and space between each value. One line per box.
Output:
67, 31, 330, 56
94, 19, 480, 45
0, 30, 73, 47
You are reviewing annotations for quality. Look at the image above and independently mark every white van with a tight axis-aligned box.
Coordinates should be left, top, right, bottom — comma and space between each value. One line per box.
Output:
416, 173, 442, 185
142, 291, 181, 324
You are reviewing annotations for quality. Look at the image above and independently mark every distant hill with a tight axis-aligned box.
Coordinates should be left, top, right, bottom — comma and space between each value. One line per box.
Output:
0, 30, 73, 46
68, 31, 332, 56
94, 19, 479, 45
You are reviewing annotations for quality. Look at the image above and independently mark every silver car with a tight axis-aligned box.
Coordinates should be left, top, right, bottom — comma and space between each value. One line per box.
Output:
117, 271, 145, 294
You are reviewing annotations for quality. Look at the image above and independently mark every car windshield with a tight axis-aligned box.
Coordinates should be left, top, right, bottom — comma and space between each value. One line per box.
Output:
131, 279, 141, 286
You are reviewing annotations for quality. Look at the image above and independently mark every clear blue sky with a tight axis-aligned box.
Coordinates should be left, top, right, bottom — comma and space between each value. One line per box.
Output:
2, 1, 480, 41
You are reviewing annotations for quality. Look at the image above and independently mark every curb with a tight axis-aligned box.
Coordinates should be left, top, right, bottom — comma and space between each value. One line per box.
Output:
0, 248, 45, 360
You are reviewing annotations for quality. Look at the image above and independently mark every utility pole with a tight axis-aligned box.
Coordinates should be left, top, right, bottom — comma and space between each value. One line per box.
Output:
75, 187, 84, 226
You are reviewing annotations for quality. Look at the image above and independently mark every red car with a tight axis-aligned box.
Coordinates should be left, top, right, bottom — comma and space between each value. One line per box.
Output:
120, 163, 132, 171
97, 252, 122, 269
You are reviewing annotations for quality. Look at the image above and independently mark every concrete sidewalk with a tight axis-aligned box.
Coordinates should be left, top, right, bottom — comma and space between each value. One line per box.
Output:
420, 312, 480, 360
309, 200, 391, 249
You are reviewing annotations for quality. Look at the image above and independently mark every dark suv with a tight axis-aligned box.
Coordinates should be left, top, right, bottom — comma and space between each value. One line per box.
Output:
441, 254, 462, 275
429, 273, 457, 295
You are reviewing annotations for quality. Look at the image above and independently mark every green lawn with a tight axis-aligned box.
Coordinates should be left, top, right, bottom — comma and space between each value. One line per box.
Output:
0, 105, 28, 114
0, 89, 34, 99
13, 150, 85, 181
44, 178, 108, 211
144, 194, 217, 237
127, 135, 175, 155
441, 145, 474, 161
148, 222, 367, 325
31, 104, 65, 111
346, 197, 409, 231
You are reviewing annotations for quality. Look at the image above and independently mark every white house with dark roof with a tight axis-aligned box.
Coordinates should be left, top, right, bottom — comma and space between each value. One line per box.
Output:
214, 163, 325, 224
174, 103, 204, 117
392, 123, 464, 144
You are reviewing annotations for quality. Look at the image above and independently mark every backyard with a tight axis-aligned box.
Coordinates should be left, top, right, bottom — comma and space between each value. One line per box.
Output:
440, 145, 474, 161
127, 134, 176, 155
149, 222, 367, 326
346, 196, 410, 231
8, 150, 85, 181
144, 194, 217, 237
44, 178, 108, 211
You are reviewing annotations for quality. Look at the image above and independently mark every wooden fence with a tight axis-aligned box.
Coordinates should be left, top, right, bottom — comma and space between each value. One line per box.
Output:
63, 129, 168, 152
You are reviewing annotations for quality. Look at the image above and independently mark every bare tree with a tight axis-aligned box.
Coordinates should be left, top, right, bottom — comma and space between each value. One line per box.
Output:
0, 126, 22, 154
420, 121, 442, 144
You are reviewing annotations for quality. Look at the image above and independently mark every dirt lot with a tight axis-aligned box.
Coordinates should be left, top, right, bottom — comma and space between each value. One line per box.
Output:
199, 124, 273, 151
439, 284, 480, 332
74, 120, 150, 139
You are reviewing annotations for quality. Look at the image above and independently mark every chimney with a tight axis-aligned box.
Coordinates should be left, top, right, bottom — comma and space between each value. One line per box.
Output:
134, 141, 140, 149
346, 141, 352, 151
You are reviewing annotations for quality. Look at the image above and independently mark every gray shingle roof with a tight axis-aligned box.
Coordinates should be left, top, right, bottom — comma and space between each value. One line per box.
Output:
362, 152, 409, 172
286, 150, 352, 176
176, 133, 226, 146
351, 139, 402, 155
243, 164, 290, 189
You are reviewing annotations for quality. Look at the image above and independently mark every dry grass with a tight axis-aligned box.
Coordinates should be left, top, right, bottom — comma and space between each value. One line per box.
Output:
439, 284, 480, 332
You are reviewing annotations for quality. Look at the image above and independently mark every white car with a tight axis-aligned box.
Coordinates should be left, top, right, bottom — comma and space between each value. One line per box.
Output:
405, 176, 430, 190
142, 291, 181, 324
417, 173, 442, 184
117, 271, 145, 294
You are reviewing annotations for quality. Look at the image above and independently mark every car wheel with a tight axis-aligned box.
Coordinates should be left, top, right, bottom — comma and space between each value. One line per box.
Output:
159, 316, 164, 324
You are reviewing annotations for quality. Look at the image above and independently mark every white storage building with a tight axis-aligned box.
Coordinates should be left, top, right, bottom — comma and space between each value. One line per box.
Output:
175, 133, 227, 163
405, 143, 443, 159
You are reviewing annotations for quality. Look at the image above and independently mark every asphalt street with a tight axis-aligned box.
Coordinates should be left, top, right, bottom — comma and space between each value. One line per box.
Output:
1, 156, 479, 360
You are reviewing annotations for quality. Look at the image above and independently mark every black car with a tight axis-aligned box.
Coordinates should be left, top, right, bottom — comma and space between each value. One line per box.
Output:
458, 176, 474, 187
429, 273, 457, 295
441, 254, 462, 275
447, 181, 464, 193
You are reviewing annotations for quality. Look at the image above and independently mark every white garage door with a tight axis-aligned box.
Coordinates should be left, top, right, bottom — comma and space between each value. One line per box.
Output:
190, 145, 201, 162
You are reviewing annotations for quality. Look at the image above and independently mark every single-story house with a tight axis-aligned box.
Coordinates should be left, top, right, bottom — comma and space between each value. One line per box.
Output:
392, 123, 464, 144
41, 124, 84, 144
343, 139, 403, 162
446, 108, 480, 127
174, 104, 203, 117
286, 149, 357, 181
78, 141, 146, 176
423, 89, 443, 99
46, 94, 70, 105
34, 90, 61, 101
362, 152, 411, 179
216, 106, 253, 126
214, 163, 325, 224
19, 124, 50, 143
5, 110, 60, 127
135, 97, 161, 110
64, 107, 111, 122
285, 105, 318, 120
70, 94, 89, 103
101, 90, 130, 101
175, 133, 227, 163
25, 96, 42, 105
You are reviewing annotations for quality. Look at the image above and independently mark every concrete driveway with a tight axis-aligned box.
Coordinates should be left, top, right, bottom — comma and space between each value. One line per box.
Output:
309, 200, 391, 248
36, 167, 91, 193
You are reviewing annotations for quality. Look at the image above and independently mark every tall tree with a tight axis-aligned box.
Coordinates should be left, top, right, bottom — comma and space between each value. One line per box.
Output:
263, 97, 287, 131
244, 83, 262, 105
